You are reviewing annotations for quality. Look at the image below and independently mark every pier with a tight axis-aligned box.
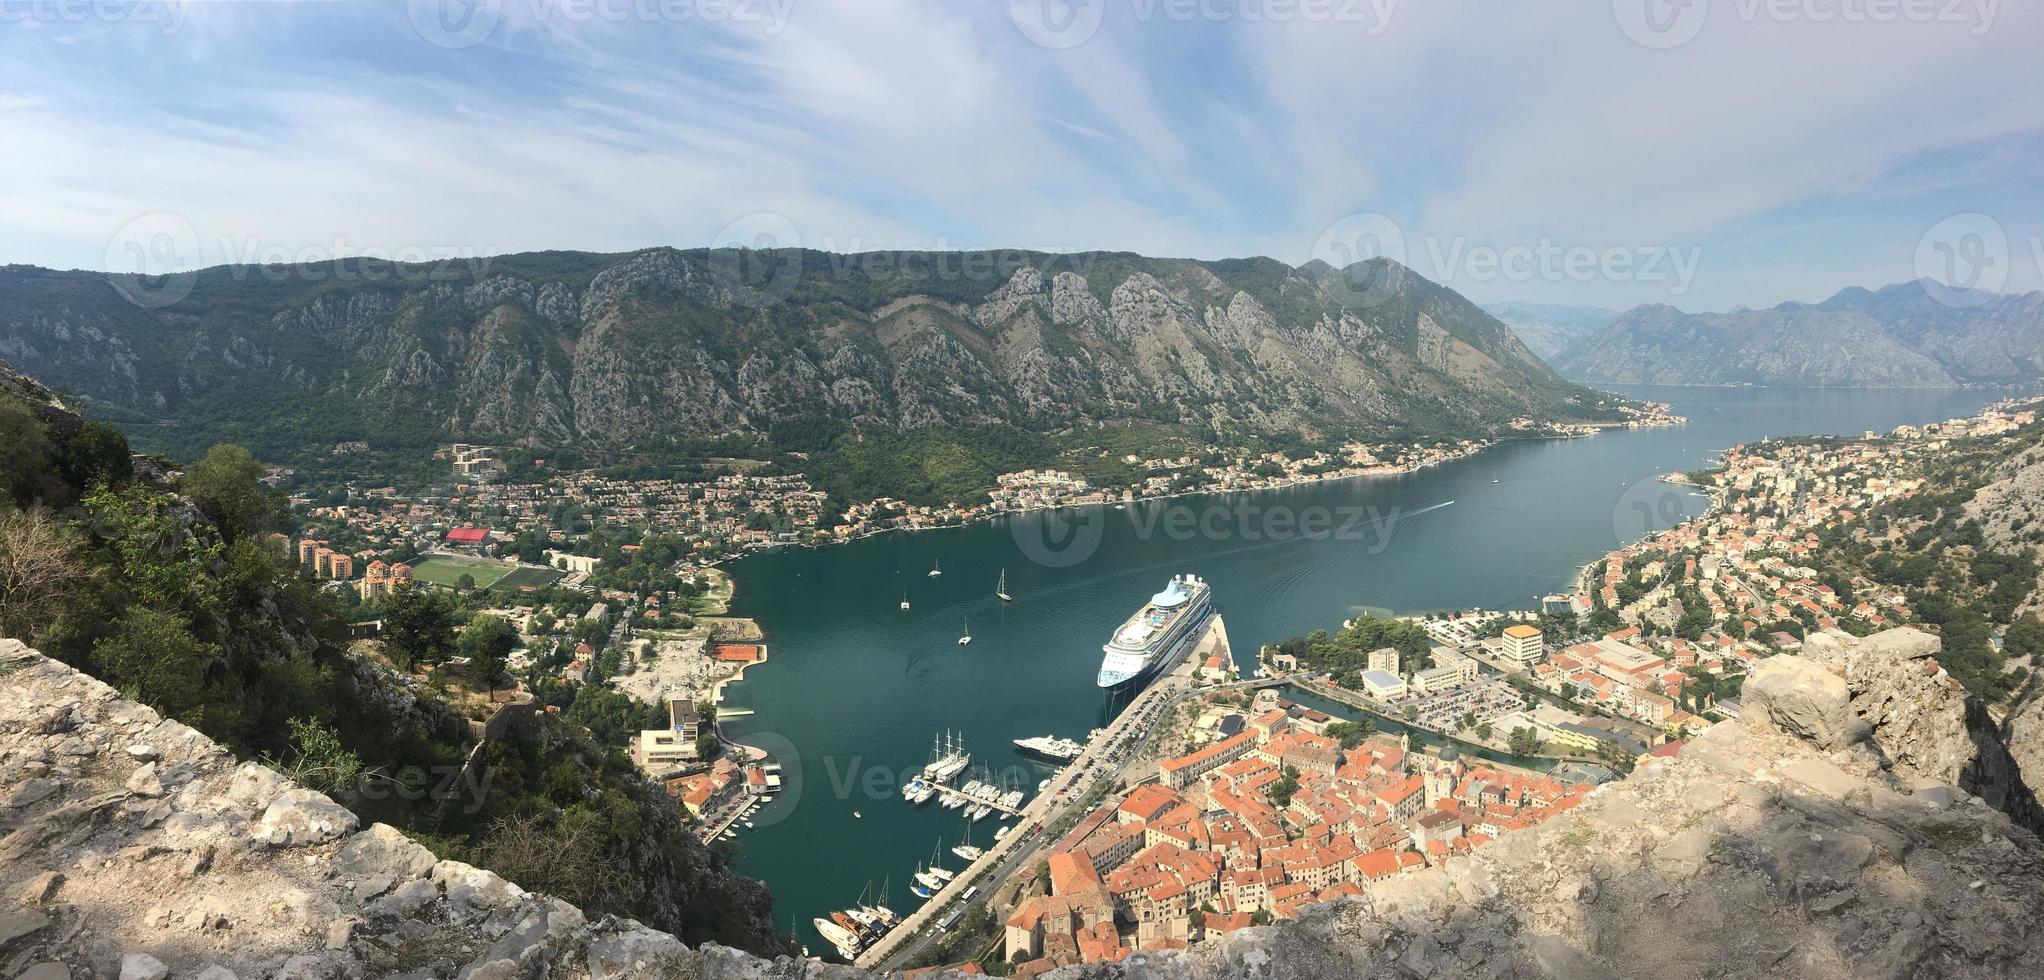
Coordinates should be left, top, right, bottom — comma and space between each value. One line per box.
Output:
928, 784, 1025, 816
855, 613, 1232, 971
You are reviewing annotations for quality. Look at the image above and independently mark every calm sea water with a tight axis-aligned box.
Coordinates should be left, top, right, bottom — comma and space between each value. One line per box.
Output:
718, 386, 2009, 947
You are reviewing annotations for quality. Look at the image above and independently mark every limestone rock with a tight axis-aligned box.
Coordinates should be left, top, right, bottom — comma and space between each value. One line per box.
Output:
253, 789, 359, 848
120, 953, 170, 980
1744, 655, 1866, 750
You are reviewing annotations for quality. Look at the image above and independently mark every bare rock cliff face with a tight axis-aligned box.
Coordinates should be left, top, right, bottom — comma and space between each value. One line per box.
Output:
0, 640, 872, 980
7, 629, 2044, 980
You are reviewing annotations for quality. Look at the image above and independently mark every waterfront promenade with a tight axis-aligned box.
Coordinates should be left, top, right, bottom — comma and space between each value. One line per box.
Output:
855, 615, 1234, 971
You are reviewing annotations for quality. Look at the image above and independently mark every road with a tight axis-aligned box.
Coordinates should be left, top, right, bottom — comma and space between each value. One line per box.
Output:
861, 616, 1252, 972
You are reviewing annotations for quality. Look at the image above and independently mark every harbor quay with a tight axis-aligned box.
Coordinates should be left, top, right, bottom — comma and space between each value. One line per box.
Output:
854, 615, 1235, 970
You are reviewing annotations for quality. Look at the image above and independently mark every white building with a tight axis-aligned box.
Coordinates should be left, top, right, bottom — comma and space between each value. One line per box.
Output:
1360, 669, 1408, 698
1498, 624, 1545, 668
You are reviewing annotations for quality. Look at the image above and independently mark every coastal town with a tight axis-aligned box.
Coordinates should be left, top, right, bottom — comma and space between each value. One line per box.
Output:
278, 389, 2044, 973
285, 400, 1684, 601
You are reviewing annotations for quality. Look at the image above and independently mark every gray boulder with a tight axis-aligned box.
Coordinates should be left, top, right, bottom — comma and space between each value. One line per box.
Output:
1745, 655, 1867, 750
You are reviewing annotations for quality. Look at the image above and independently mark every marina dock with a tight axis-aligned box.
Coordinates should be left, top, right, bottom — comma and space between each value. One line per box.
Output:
928, 784, 1025, 816
853, 613, 1232, 970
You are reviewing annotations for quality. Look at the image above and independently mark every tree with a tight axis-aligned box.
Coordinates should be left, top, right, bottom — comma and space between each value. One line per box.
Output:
381, 586, 459, 669
93, 607, 225, 734
0, 508, 83, 641
58, 420, 132, 494
1325, 719, 1373, 749
1458, 710, 1477, 731
1475, 722, 1493, 740
457, 573, 478, 591
460, 613, 520, 694
1507, 726, 1541, 756
262, 716, 365, 798
182, 444, 284, 543
0, 400, 58, 508
1266, 765, 1300, 808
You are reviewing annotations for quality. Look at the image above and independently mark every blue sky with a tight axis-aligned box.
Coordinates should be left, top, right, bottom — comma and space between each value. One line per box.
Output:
2, 0, 2039, 311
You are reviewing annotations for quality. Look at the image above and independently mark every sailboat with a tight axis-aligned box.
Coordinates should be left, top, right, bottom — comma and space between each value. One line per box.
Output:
996, 568, 1012, 602
957, 615, 972, 646
926, 840, 955, 882
952, 819, 984, 862
899, 588, 910, 611
928, 559, 942, 577
910, 859, 941, 897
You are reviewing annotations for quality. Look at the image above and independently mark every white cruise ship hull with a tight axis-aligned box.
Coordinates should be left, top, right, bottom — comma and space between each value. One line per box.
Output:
1095, 574, 1213, 691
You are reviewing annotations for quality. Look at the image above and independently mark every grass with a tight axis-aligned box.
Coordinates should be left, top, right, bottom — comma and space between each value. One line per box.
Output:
411, 554, 515, 590
492, 566, 566, 592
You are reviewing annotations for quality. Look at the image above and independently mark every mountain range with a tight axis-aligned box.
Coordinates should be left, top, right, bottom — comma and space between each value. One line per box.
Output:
0, 250, 1623, 478
1479, 301, 1619, 361
1547, 281, 2044, 387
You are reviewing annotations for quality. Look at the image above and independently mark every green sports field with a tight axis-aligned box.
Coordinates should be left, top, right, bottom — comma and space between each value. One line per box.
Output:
491, 566, 567, 592
410, 555, 516, 590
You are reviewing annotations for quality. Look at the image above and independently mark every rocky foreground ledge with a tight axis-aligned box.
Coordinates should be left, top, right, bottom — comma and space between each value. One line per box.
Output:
5, 630, 2044, 980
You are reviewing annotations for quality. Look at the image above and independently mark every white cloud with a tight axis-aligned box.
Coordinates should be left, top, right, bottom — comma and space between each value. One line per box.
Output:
0, 1, 2039, 310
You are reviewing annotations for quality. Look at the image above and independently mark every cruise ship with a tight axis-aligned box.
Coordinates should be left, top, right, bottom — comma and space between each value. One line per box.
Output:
1096, 574, 1213, 691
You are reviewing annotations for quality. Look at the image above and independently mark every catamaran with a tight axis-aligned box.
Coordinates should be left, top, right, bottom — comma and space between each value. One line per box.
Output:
957, 615, 972, 646
900, 589, 910, 611
928, 559, 941, 577
996, 568, 1012, 602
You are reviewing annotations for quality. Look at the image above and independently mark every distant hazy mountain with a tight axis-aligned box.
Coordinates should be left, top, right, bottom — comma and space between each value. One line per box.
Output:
1481, 302, 1620, 361
0, 250, 1621, 469
1554, 281, 2044, 386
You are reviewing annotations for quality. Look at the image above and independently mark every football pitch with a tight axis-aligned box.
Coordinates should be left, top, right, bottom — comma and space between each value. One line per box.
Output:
410, 555, 515, 590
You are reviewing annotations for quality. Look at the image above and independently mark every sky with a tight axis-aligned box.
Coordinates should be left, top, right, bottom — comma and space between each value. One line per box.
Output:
2, 0, 2040, 312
